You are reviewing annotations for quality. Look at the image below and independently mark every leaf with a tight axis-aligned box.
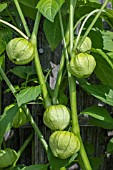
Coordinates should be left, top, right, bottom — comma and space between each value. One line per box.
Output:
12, 164, 49, 170
89, 157, 103, 170
16, 85, 41, 107
101, 30, 113, 52
47, 147, 77, 170
107, 138, 113, 153
20, 3, 37, 20
43, 14, 62, 51
89, 30, 103, 49
80, 83, 113, 106
10, 66, 36, 79
0, 3, 7, 12
36, 0, 65, 22
0, 27, 12, 55
81, 106, 113, 129
18, 0, 39, 8
0, 104, 18, 144
0, 53, 5, 81
93, 52, 113, 88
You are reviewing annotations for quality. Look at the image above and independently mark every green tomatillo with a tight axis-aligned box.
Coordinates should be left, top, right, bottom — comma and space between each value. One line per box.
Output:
0, 148, 17, 168
49, 131, 80, 159
6, 37, 34, 65
43, 105, 70, 131
68, 53, 96, 78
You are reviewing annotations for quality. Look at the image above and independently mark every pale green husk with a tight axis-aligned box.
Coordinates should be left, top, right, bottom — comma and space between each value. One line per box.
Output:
68, 53, 96, 78
5, 104, 28, 128
49, 131, 80, 159
6, 37, 34, 65
0, 148, 17, 168
43, 105, 70, 131
77, 37, 92, 52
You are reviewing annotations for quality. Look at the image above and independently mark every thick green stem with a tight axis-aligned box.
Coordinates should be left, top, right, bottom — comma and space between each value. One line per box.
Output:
13, 0, 31, 37
78, 0, 109, 49
69, 1, 92, 169
12, 132, 33, 166
31, 11, 51, 108
0, 66, 48, 152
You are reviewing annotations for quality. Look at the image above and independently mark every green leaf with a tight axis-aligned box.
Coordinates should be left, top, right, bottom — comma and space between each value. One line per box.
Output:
0, 3, 7, 12
107, 138, 113, 153
36, 0, 65, 22
104, 9, 113, 28
0, 53, 5, 81
93, 52, 113, 88
47, 147, 77, 170
20, 3, 37, 20
101, 30, 113, 52
43, 14, 62, 51
0, 104, 18, 144
19, 0, 39, 8
89, 30, 103, 49
10, 66, 36, 79
12, 164, 49, 170
0, 27, 12, 55
16, 86, 41, 107
80, 83, 113, 106
89, 157, 103, 170
81, 106, 113, 129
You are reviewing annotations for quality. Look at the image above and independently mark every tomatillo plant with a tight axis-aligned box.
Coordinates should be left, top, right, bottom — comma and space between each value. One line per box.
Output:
0, 0, 112, 169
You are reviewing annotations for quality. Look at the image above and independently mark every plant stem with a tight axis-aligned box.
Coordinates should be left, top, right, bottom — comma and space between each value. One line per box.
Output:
0, 66, 48, 152
0, 66, 16, 95
52, 49, 65, 104
0, 19, 28, 40
12, 132, 33, 166
22, 105, 48, 152
78, 0, 109, 49
59, 8, 92, 170
31, 11, 51, 108
13, 0, 31, 37
74, 9, 101, 50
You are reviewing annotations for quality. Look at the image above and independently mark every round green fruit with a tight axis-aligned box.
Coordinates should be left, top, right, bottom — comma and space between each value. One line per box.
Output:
5, 104, 28, 128
43, 105, 70, 131
49, 131, 80, 159
77, 37, 92, 52
12, 107, 29, 128
68, 53, 96, 78
6, 37, 34, 65
0, 148, 17, 168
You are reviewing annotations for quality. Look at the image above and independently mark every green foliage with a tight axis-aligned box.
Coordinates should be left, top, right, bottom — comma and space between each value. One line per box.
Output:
43, 14, 62, 51
0, 3, 7, 13
0, 0, 113, 169
0, 104, 18, 144
10, 66, 36, 79
16, 85, 41, 107
47, 147, 78, 170
11, 164, 49, 170
81, 106, 113, 129
107, 138, 113, 153
36, 0, 65, 22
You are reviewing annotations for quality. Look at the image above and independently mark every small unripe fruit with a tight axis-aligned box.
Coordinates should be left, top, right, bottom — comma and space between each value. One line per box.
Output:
5, 104, 28, 128
0, 148, 17, 168
49, 131, 80, 159
68, 53, 96, 78
43, 105, 70, 131
77, 37, 92, 52
6, 37, 34, 65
